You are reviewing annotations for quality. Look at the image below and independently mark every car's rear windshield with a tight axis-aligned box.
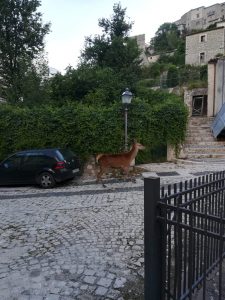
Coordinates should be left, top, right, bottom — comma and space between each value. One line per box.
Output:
57, 149, 75, 161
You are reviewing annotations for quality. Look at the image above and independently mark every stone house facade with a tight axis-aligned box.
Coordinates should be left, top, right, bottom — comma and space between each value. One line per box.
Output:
182, 58, 225, 119
185, 27, 225, 65
175, 3, 225, 32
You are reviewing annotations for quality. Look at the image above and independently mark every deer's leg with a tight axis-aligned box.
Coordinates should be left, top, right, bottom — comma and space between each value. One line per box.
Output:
97, 167, 103, 182
122, 166, 130, 180
97, 166, 107, 187
122, 166, 136, 182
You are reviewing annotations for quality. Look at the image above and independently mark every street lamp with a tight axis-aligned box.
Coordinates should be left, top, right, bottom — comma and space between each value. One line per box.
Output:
122, 88, 133, 151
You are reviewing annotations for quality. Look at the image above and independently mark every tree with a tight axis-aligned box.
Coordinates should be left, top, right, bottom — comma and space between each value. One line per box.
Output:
49, 65, 126, 105
0, 0, 50, 103
167, 65, 179, 87
79, 3, 141, 77
20, 53, 51, 106
150, 23, 181, 53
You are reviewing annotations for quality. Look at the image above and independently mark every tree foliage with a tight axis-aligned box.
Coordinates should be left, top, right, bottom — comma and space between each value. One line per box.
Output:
0, 0, 50, 103
149, 22, 185, 68
150, 23, 181, 52
167, 65, 179, 87
49, 3, 142, 105
49, 65, 127, 105
80, 3, 141, 73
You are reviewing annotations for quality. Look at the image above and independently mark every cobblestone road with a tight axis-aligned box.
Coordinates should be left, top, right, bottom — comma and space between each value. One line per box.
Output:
1, 160, 225, 300
0, 179, 146, 300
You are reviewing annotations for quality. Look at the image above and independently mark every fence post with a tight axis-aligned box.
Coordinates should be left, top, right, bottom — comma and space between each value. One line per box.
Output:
144, 177, 163, 300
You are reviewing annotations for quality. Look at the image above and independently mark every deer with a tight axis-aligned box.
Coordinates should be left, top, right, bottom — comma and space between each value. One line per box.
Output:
96, 141, 145, 185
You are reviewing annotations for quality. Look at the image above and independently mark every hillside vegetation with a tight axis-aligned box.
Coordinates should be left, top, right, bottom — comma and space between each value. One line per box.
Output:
0, 2, 188, 163
141, 22, 208, 90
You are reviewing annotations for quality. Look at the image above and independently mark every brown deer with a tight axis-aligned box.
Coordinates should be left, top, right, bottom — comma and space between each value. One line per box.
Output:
96, 141, 145, 183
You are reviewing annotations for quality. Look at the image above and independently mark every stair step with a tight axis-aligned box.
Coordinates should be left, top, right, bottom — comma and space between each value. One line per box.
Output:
179, 116, 225, 159
185, 144, 225, 149
186, 153, 225, 159
185, 148, 225, 154
185, 141, 225, 146
186, 135, 214, 139
185, 138, 216, 143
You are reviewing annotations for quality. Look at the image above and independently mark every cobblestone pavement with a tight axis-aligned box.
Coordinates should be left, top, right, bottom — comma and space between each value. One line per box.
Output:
0, 160, 225, 300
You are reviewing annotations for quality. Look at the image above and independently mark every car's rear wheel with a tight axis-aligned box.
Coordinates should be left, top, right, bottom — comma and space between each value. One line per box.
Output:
38, 172, 55, 188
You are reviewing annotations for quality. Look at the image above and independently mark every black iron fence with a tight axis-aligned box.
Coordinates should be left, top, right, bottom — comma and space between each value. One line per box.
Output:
144, 172, 225, 300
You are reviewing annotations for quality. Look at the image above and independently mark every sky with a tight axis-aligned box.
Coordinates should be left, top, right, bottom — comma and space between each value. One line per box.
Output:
39, 0, 225, 73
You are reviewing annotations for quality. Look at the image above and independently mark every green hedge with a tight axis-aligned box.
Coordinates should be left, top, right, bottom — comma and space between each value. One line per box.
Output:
0, 97, 188, 163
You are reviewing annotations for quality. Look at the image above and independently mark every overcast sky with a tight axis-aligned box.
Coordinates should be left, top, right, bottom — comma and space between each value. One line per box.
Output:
39, 0, 224, 73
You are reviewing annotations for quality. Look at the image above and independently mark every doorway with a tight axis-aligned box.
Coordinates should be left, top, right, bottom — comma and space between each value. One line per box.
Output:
192, 95, 207, 116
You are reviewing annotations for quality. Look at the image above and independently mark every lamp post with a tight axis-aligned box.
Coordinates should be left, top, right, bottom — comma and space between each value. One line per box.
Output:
122, 88, 133, 151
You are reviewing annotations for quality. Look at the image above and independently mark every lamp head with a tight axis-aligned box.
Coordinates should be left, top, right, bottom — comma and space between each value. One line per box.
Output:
122, 88, 133, 104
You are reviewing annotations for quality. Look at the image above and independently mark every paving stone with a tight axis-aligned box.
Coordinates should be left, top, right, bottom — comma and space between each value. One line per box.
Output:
77, 295, 95, 300
83, 276, 96, 285
30, 269, 41, 277
107, 289, 121, 299
84, 269, 95, 276
95, 286, 108, 296
29, 296, 44, 300
45, 295, 60, 300
97, 277, 113, 288
113, 277, 127, 289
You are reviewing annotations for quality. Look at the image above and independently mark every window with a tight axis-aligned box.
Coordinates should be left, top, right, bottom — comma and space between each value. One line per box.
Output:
196, 13, 200, 18
200, 52, 205, 63
200, 35, 206, 42
207, 11, 215, 17
22, 155, 55, 168
3, 155, 22, 169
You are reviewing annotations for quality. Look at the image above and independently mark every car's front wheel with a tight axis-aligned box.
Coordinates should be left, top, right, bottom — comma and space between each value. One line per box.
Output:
38, 172, 55, 188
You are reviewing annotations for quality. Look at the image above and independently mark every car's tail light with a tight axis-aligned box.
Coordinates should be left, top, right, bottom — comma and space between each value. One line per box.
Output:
54, 161, 65, 170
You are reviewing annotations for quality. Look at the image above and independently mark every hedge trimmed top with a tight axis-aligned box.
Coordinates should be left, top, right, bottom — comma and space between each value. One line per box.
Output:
0, 90, 188, 163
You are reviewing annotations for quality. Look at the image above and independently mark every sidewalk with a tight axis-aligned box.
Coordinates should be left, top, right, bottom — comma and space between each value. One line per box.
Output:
140, 158, 225, 185
81, 158, 225, 186
142, 159, 225, 300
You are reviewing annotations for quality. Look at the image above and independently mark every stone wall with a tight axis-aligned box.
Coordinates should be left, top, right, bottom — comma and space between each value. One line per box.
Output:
185, 27, 225, 65
208, 58, 225, 116
183, 88, 208, 116
215, 59, 225, 114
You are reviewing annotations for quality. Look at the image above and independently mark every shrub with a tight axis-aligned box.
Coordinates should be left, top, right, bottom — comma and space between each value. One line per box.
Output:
0, 95, 188, 163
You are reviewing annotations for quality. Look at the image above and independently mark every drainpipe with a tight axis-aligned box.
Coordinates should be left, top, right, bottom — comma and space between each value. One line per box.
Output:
213, 62, 216, 116
222, 59, 225, 107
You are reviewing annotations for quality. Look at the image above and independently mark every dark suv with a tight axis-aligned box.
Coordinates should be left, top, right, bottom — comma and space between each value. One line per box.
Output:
0, 148, 81, 188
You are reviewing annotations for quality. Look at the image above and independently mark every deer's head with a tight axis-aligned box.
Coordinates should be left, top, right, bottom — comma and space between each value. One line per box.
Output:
133, 140, 145, 151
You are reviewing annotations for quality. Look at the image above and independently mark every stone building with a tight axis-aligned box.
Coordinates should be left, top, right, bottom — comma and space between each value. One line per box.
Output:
130, 34, 149, 66
185, 26, 225, 65
182, 58, 225, 118
175, 2, 225, 32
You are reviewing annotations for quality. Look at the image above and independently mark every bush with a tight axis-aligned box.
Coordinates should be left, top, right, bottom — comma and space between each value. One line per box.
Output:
0, 95, 188, 163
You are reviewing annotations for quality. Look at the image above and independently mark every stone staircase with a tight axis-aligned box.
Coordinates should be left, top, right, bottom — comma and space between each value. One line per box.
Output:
183, 116, 225, 159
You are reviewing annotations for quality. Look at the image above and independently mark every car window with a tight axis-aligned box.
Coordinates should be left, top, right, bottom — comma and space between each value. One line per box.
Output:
58, 149, 75, 160
3, 155, 22, 169
22, 155, 56, 167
